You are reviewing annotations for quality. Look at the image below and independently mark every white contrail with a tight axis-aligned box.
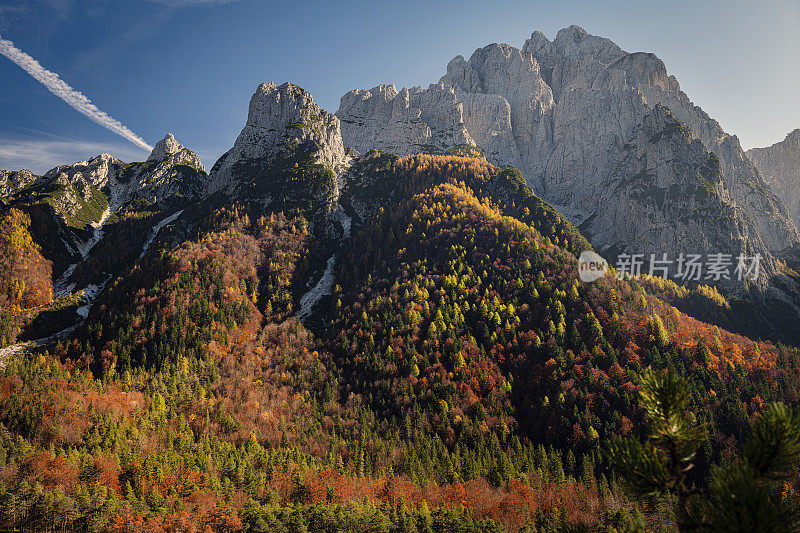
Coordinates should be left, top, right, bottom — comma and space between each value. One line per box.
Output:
0, 33, 152, 152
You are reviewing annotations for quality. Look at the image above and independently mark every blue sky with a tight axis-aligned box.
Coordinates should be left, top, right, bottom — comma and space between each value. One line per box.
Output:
0, 0, 798, 173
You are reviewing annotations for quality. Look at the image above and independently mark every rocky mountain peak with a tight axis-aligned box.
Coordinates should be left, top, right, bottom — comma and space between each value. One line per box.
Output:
0, 169, 38, 197
246, 82, 324, 131
523, 31, 550, 56
145, 133, 205, 172
554, 24, 589, 42
524, 25, 625, 68
43, 153, 121, 184
207, 81, 349, 196
336, 79, 475, 159
14, 137, 207, 233
147, 133, 182, 162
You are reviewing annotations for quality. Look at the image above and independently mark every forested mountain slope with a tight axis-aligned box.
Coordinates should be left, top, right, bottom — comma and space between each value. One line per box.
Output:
0, 79, 798, 531
0, 147, 797, 529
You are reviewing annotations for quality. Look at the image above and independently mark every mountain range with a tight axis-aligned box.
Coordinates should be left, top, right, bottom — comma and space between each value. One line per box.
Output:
0, 25, 799, 531
3, 25, 798, 348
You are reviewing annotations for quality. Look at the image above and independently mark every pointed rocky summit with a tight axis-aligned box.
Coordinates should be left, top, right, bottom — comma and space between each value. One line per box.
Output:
148, 133, 183, 162
207, 82, 349, 196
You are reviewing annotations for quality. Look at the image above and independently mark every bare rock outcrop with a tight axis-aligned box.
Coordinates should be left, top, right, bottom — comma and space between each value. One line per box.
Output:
747, 129, 800, 227
0, 169, 38, 197
208, 82, 349, 197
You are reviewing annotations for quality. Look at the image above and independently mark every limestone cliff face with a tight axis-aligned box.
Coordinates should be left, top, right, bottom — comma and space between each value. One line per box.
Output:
337, 82, 474, 157
747, 130, 800, 227
580, 105, 775, 290
207, 82, 349, 198
336, 25, 799, 264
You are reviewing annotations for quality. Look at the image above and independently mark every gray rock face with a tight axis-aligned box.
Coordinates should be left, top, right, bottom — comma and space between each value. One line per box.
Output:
337, 82, 475, 156
0, 169, 38, 197
336, 25, 799, 266
580, 105, 774, 290
41, 153, 121, 224
147, 132, 184, 162
440, 44, 555, 179
747, 130, 800, 227
208, 82, 349, 196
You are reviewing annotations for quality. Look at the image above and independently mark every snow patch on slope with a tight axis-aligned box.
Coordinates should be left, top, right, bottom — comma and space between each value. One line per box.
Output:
53, 206, 112, 297
76, 279, 109, 318
138, 209, 183, 260
77, 209, 184, 320
298, 213, 352, 320
299, 255, 336, 320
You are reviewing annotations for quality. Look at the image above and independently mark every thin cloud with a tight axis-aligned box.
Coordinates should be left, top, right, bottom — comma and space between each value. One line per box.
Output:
0, 33, 152, 152
0, 136, 146, 174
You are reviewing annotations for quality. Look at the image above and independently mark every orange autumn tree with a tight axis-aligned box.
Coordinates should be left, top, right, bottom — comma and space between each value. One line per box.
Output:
0, 208, 53, 310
